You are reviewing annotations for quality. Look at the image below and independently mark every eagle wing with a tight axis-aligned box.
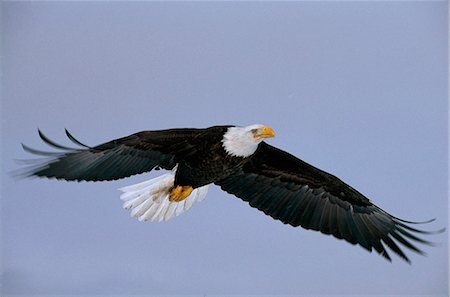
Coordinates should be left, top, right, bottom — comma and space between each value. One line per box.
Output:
216, 142, 440, 262
20, 128, 205, 181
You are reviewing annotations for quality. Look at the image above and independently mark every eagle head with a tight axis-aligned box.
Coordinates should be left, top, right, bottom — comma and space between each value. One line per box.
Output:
222, 124, 275, 157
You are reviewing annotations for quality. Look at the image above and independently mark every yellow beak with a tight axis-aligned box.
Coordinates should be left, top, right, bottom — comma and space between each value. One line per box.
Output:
257, 126, 275, 139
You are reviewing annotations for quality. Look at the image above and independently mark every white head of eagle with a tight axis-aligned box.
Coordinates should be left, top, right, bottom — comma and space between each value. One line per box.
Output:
222, 124, 276, 157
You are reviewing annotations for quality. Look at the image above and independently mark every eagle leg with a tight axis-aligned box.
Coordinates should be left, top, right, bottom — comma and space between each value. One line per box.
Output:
169, 186, 193, 202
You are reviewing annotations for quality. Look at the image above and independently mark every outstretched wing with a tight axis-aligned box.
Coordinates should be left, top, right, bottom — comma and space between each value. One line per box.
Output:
20, 128, 206, 182
216, 142, 442, 262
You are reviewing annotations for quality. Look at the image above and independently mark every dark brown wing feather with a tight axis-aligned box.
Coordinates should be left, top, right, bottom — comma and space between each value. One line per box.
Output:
20, 128, 206, 182
216, 142, 442, 262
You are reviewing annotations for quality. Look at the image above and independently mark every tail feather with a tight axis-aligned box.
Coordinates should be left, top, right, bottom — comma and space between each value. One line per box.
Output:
119, 171, 208, 222
119, 175, 172, 202
119, 174, 169, 193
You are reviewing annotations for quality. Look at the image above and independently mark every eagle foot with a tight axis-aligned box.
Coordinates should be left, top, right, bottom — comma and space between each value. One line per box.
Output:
169, 185, 193, 202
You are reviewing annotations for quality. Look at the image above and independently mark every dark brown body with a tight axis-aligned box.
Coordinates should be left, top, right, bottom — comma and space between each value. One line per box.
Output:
174, 126, 247, 188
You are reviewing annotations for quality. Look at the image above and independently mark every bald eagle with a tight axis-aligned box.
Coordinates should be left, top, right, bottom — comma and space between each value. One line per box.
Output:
20, 124, 442, 263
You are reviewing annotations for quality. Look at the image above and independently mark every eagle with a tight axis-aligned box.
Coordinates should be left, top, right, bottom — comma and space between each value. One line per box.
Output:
20, 124, 442, 263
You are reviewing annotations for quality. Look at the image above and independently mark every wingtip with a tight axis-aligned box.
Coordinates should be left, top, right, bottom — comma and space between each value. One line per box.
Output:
394, 217, 436, 224
21, 142, 32, 152
65, 128, 91, 148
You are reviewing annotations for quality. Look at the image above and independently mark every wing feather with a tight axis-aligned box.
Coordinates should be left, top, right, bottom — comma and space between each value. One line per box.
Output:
65, 128, 92, 148
38, 129, 79, 150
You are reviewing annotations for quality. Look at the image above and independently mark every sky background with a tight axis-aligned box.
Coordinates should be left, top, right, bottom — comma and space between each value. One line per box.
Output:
1, 2, 448, 296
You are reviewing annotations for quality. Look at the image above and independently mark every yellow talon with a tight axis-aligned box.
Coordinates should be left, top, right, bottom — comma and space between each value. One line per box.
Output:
169, 186, 193, 202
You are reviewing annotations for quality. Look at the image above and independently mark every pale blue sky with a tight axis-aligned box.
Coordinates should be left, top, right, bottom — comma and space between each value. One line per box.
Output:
1, 2, 448, 296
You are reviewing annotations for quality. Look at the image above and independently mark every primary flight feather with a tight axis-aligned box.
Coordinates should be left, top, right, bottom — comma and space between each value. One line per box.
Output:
20, 124, 442, 263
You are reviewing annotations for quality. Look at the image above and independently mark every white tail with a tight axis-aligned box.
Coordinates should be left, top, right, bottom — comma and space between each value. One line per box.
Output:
118, 170, 208, 222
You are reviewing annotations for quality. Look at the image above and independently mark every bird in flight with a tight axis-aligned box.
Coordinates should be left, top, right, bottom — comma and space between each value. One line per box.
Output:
20, 124, 442, 263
